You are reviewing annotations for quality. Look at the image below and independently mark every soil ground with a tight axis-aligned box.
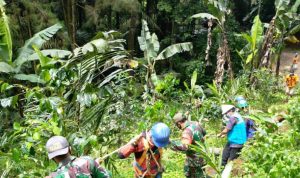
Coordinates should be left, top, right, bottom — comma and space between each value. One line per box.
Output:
279, 48, 300, 76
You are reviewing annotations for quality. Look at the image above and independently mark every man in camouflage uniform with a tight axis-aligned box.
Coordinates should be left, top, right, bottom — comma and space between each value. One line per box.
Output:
46, 136, 110, 178
170, 112, 207, 178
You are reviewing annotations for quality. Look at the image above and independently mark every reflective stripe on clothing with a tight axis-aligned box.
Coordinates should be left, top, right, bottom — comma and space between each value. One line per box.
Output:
118, 132, 162, 177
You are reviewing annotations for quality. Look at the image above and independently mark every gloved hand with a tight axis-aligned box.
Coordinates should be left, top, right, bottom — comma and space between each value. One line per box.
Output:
129, 133, 142, 146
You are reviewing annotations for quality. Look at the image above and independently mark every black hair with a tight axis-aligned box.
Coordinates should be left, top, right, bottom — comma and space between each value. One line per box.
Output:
54, 153, 69, 160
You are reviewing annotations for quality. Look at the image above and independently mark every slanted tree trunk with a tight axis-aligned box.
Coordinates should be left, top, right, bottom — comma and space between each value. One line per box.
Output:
259, 17, 276, 68
205, 18, 213, 66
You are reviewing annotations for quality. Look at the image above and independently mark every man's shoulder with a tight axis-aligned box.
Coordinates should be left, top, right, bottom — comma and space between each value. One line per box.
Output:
186, 121, 202, 131
49, 168, 70, 178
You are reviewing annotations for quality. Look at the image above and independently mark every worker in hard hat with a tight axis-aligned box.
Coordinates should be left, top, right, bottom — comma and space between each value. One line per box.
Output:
170, 112, 206, 178
118, 122, 170, 178
218, 105, 247, 166
235, 96, 255, 139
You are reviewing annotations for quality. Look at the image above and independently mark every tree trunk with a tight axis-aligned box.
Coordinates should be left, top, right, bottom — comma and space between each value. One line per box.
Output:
276, 38, 285, 77
215, 44, 226, 86
205, 19, 213, 66
259, 17, 276, 68
62, 0, 77, 49
128, 12, 138, 54
107, 6, 112, 29
115, 12, 120, 29
146, 0, 157, 31
215, 31, 232, 87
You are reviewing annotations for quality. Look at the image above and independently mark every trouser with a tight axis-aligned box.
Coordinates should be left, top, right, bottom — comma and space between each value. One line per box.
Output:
221, 143, 242, 166
135, 172, 162, 178
184, 165, 205, 178
285, 87, 295, 96
184, 157, 205, 178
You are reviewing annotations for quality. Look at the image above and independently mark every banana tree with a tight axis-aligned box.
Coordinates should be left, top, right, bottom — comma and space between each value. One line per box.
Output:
192, 0, 233, 87
259, 0, 300, 68
138, 20, 193, 94
0, 23, 67, 83
0, 0, 12, 63
236, 15, 263, 69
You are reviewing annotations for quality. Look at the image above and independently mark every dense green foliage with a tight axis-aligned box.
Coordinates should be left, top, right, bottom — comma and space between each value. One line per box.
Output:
0, 0, 300, 177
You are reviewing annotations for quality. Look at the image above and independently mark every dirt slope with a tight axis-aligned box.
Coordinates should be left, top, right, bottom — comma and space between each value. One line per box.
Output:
280, 49, 300, 76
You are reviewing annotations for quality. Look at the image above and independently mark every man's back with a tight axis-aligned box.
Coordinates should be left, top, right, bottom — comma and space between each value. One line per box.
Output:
48, 156, 110, 178
286, 74, 299, 88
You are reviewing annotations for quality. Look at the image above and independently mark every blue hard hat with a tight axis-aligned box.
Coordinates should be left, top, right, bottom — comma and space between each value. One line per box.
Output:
237, 99, 248, 108
235, 96, 245, 102
151, 122, 170, 148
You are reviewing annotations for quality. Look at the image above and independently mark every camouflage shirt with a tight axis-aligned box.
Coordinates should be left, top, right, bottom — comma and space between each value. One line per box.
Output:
48, 156, 110, 178
171, 121, 206, 160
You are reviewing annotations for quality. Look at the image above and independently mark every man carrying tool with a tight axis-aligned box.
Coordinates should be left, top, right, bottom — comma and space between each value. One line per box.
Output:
170, 112, 206, 178
45, 136, 110, 178
218, 105, 247, 167
118, 122, 170, 178
285, 71, 299, 97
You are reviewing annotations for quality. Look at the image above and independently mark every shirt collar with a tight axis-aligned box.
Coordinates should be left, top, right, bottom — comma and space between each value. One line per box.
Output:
57, 156, 75, 170
182, 121, 191, 129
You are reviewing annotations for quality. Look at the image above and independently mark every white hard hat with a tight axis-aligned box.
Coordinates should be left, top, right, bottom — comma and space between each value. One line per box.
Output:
221, 105, 235, 115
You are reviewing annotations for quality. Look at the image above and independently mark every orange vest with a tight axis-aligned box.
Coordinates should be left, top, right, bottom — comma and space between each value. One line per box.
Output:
286, 75, 299, 88
133, 136, 163, 177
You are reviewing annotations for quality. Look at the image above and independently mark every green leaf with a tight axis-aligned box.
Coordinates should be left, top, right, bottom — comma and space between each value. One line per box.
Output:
0, 62, 14, 73
156, 42, 193, 60
0, 97, 13, 107
0, 1, 12, 62
191, 13, 218, 21
12, 148, 21, 162
14, 23, 62, 68
251, 15, 263, 51
81, 39, 108, 55
191, 70, 197, 91
246, 49, 258, 64
40, 70, 51, 82
27, 49, 71, 64
275, 0, 290, 9
240, 33, 253, 46
1, 82, 10, 92
151, 33, 160, 53
289, 24, 300, 35
33, 132, 41, 140
291, 0, 300, 13
32, 45, 51, 67
14, 74, 45, 84
13, 122, 21, 130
